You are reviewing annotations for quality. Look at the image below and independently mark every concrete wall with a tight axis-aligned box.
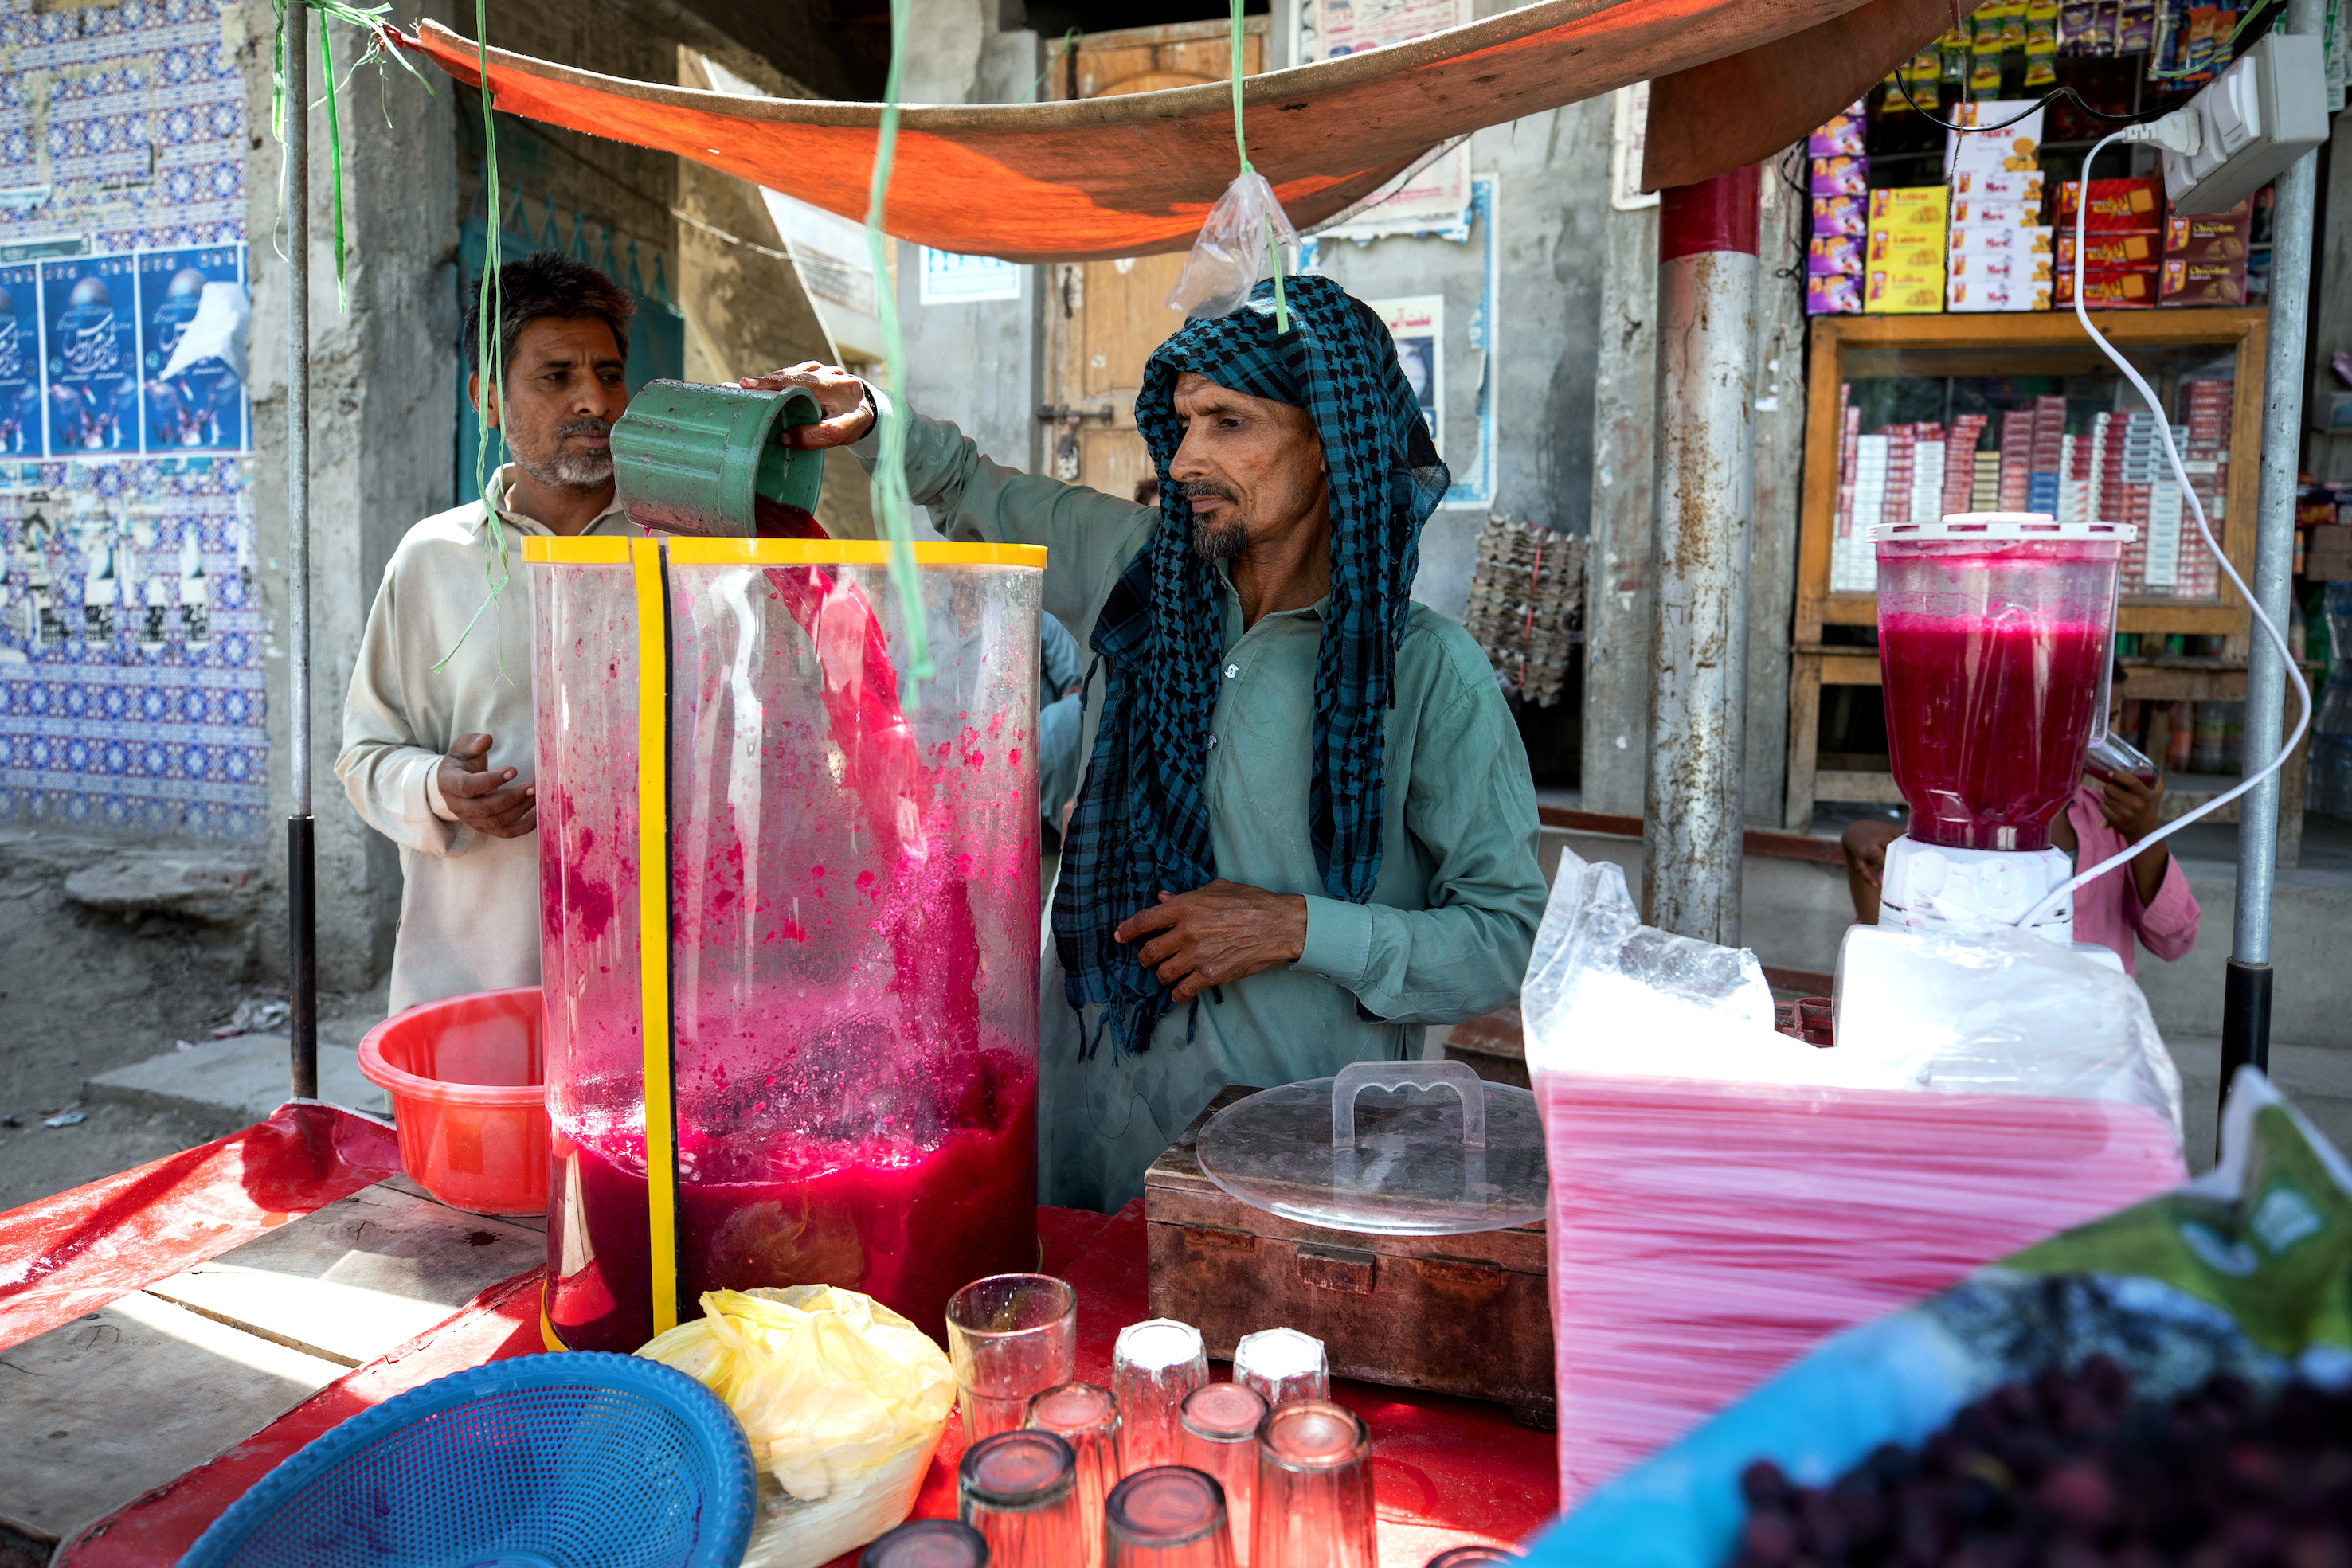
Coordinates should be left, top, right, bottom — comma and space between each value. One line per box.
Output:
1309, 96, 1613, 624
244, 4, 462, 989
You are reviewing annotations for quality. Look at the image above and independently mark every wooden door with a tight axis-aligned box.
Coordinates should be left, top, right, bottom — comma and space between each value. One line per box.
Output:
1043, 19, 1267, 500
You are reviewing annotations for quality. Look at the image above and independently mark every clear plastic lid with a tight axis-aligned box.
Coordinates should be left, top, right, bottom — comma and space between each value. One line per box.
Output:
1193, 1062, 1546, 1236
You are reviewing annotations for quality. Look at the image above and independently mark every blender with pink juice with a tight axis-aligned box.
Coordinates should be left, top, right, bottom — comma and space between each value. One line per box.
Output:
530, 530, 1045, 1353
1870, 513, 2135, 941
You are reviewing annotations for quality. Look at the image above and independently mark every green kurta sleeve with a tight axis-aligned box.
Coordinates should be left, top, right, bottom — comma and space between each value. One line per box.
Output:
1291, 636, 1546, 1025
870, 389, 1154, 638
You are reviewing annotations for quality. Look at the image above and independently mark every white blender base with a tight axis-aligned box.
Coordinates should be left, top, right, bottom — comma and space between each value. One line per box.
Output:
1877, 834, 2076, 944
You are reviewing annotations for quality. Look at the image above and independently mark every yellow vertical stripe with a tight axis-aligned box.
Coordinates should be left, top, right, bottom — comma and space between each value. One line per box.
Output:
631, 537, 679, 1339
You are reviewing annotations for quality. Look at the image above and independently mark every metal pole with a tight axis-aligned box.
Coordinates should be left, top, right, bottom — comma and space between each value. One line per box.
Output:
1642, 164, 1760, 944
2220, 0, 2323, 1144
285, 1, 317, 1101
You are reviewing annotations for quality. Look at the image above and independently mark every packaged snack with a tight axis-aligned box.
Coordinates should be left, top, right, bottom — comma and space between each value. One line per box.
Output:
1806, 272, 1863, 315
2058, 229, 2162, 267
1811, 194, 1869, 237
1947, 100, 2046, 178
1867, 186, 1948, 232
1948, 276, 2054, 311
1951, 223, 2053, 256
1808, 233, 1865, 276
2057, 267, 2161, 307
2058, 176, 2162, 228
1952, 168, 2046, 203
2117, 0, 2157, 50
1807, 105, 1869, 158
1810, 155, 1870, 197
1949, 197, 2041, 229
1868, 227, 1943, 267
1865, 270, 1945, 313
2163, 201, 2252, 261
2160, 257, 2248, 306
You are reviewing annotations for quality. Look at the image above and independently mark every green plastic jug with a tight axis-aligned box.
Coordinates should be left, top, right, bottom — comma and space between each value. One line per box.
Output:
609, 380, 826, 537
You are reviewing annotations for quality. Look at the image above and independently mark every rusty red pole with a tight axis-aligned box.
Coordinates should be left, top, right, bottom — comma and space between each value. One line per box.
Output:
1641, 164, 1760, 945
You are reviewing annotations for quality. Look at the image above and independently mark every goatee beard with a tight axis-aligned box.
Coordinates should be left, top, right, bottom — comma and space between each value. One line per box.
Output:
1190, 519, 1248, 561
511, 419, 615, 494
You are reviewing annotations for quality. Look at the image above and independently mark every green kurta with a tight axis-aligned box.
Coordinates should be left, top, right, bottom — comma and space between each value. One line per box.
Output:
870, 396, 1548, 1213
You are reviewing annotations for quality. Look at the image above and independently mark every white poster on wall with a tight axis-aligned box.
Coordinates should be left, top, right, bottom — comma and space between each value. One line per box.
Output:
918, 248, 1023, 305
1301, 0, 1475, 241
1371, 295, 1443, 446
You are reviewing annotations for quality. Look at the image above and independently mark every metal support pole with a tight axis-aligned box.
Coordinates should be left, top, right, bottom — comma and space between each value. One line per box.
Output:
285, 2, 316, 1101
2220, 0, 2323, 1146
1642, 164, 1760, 945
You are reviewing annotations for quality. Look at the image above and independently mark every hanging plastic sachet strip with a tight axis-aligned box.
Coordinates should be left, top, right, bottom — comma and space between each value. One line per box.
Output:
1164, 0, 1297, 326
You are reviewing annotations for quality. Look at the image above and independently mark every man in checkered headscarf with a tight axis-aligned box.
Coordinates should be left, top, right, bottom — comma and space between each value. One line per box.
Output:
747, 274, 1547, 1214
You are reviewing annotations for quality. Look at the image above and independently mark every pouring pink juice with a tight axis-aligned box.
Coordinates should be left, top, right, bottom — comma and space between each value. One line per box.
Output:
532, 512, 1041, 1355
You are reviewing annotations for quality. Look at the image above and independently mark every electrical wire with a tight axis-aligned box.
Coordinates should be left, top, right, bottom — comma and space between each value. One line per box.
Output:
1889, 72, 2170, 131
2015, 124, 2315, 931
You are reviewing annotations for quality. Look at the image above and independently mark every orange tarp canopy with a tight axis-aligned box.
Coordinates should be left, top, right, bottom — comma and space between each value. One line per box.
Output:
413, 0, 1958, 264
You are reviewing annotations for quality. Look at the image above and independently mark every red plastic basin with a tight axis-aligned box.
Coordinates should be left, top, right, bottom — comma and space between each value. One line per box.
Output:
358, 986, 548, 1216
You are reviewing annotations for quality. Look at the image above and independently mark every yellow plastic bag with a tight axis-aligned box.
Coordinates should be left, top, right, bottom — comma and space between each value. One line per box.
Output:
640, 1285, 954, 1568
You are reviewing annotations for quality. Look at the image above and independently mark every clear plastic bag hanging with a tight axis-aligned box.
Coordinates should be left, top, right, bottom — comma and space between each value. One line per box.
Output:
1164, 169, 1301, 321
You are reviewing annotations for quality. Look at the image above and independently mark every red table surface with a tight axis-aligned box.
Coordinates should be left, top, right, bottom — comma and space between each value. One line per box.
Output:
55, 1202, 1559, 1565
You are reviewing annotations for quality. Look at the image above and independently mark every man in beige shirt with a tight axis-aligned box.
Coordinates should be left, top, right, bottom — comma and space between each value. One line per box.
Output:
337, 253, 636, 1013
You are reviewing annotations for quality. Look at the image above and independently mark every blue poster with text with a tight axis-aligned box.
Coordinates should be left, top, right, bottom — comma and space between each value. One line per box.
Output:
41, 254, 139, 453
138, 246, 247, 453
0, 264, 41, 456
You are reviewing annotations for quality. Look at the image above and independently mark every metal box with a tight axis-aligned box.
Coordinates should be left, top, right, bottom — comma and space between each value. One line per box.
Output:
1143, 1085, 1553, 1425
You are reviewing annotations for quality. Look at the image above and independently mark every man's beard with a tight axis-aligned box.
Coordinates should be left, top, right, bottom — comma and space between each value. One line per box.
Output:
509, 416, 614, 493
1176, 480, 1248, 561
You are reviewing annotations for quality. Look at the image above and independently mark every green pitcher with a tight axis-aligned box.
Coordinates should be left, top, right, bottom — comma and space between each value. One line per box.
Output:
609, 379, 826, 537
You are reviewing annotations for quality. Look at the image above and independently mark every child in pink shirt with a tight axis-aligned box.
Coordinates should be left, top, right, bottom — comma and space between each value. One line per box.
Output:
1841, 696, 2199, 976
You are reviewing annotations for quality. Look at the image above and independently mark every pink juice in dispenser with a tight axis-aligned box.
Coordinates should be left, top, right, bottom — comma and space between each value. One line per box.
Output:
534, 534, 1043, 1352
1875, 518, 2127, 854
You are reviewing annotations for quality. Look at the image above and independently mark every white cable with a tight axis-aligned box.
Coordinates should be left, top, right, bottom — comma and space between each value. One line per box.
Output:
2017, 123, 2315, 930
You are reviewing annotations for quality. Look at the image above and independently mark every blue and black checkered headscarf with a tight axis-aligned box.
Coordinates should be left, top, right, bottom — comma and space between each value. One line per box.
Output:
1051, 274, 1450, 1058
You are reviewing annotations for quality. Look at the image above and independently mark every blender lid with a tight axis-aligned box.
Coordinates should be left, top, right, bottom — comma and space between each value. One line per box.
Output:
1868, 512, 2139, 543
1193, 1061, 1546, 1237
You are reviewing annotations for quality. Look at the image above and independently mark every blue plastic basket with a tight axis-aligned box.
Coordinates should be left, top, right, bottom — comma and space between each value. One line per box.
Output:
178, 1352, 756, 1568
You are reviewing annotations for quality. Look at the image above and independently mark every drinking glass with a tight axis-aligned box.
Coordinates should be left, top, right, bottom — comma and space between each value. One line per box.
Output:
1423, 1550, 1524, 1566
1251, 1402, 1376, 1568
1025, 1382, 1123, 1568
1104, 1465, 1237, 1568
1177, 1382, 1266, 1567
960, 1429, 1085, 1568
860, 1519, 992, 1568
1113, 1319, 1208, 1471
948, 1274, 1078, 1441
1232, 1328, 1329, 1411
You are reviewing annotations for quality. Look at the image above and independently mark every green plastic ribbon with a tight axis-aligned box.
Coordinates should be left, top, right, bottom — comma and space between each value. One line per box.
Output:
866, 0, 933, 686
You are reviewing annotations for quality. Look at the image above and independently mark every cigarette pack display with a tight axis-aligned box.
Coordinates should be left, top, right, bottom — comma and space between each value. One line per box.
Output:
1807, 106, 1869, 158
2057, 176, 2162, 229
2056, 267, 2159, 307
1807, 234, 1866, 276
2057, 230, 2160, 268
1810, 155, 1869, 197
2162, 203, 2252, 262
1947, 197, 2041, 229
1811, 194, 1869, 237
1806, 272, 1864, 315
1951, 168, 2045, 204
2160, 258, 2248, 307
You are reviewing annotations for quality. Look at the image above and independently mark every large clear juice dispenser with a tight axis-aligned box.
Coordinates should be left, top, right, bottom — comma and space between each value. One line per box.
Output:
526, 534, 1044, 1352
1870, 514, 2133, 940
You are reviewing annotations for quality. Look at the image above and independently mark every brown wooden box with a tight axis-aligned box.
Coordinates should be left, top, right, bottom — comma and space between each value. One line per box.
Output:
1143, 1085, 1555, 1425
